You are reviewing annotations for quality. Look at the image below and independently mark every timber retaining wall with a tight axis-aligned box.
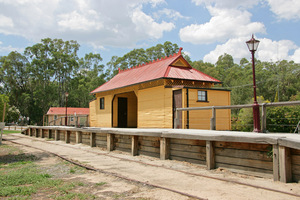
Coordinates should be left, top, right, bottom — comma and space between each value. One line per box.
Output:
22, 126, 300, 183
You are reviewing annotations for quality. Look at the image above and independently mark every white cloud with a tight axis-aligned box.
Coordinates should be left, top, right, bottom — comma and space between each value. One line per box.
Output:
257, 38, 298, 62
0, 15, 14, 34
203, 37, 300, 64
58, 10, 103, 31
192, 0, 259, 9
153, 8, 189, 21
131, 8, 175, 39
180, 7, 265, 44
267, 0, 300, 20
290, 49, 300, 63
203, 37, 249, 63
0, 0, 173, 48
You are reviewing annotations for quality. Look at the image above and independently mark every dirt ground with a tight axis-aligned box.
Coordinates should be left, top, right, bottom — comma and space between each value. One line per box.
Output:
2, 133, 300, 200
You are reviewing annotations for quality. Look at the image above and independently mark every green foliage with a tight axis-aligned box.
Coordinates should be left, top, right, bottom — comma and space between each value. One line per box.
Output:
266, 106, 300, 133
0, 94, 9, 121
231, 96, 268, 132
107, 41, 179, 76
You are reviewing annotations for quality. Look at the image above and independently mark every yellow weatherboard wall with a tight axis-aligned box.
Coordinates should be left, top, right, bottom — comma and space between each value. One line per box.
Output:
89, 94, 113, 127
89, 80, 231, 130
186, 88, 231, 130
138, 85, 172, 128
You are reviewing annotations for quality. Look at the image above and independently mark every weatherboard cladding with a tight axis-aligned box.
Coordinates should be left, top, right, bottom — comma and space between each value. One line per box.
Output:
91, 48, 221, 94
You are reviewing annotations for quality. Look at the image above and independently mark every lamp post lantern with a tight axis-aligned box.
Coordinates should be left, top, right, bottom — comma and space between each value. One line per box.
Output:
65, 92, 69, 126
246, 35, 261, 133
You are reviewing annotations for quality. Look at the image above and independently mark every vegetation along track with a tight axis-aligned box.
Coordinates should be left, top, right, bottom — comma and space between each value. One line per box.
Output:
4, 134, 300, 199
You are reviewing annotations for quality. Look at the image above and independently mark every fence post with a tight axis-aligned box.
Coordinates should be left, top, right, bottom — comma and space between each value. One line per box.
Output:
210, 107, 216, 130
261, 103, 267, 133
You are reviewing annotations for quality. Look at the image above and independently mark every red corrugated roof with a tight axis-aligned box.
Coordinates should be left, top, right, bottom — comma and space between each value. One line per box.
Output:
91, 48, 221, 94
46, 107, 89, 115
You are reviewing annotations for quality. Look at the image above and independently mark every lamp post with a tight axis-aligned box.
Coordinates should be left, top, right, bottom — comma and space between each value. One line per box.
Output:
246, 35, 261, 133
65, 92, 69, 126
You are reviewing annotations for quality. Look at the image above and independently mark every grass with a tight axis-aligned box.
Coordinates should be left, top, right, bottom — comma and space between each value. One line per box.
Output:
95, 182, 107, 186
0, 144, 96, 199
2, 130, 21, 134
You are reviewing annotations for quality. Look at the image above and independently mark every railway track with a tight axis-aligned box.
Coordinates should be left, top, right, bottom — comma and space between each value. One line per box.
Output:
3, 134, 300, 199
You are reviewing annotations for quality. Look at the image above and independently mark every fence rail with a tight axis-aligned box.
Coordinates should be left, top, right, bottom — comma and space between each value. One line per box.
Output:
174, 100, 300, 133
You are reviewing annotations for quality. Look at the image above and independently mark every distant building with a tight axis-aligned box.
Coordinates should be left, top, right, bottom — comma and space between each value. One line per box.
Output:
89, 48, 231, 130
44, 107, 89, 127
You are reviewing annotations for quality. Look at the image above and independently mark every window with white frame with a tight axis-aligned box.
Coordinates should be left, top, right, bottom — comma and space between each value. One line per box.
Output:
197, 91, 207, 102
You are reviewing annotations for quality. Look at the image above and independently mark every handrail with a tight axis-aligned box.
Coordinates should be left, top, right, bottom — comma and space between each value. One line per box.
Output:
176, 101, 300, 111
175, 100, 300, 132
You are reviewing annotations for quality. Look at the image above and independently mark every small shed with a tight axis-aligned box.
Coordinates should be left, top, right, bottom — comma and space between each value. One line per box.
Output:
45, 107, 89, 126
89, 48, 231, 130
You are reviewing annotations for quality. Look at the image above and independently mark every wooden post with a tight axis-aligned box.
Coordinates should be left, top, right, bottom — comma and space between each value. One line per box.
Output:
48, 129, 51, 139
65, 130, 70, 143
75, 131, 82, 143
35, 129, 39, 137
54, 130, 59, 141
131, 136, 139, 156
40, 128, 44, 138
206, 141, 215, 170
279, 146, 292, 183
160, 137, 170, 160
261, 103, 267, 133
272, 144, 280, 181
210, 107, 216, 130
29, 128, 32, 136
107, 133, 114, 152
90, 132, 96, 147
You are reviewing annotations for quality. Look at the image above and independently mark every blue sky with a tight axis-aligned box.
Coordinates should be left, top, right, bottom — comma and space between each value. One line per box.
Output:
0, 0, 300, 65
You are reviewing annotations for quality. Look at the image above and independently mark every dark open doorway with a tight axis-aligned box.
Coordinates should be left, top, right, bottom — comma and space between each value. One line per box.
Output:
118, 97, 128, 128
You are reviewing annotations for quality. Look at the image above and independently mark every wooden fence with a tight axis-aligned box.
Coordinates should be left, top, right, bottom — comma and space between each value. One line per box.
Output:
21, 126, 300, 183
174, 100, 300, 132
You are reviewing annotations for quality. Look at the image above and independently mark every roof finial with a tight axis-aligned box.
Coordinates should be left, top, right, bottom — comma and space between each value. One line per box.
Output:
178, 47, 183, 55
